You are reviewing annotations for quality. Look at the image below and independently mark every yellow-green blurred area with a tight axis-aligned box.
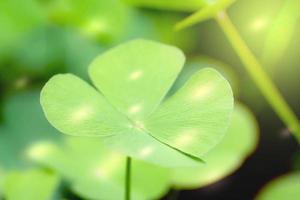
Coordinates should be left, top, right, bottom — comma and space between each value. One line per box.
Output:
0, 0, 299, 199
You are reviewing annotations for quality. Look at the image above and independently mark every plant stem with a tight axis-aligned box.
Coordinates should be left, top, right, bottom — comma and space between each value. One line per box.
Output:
125, 157, 131, 200
215, 11, 300, 141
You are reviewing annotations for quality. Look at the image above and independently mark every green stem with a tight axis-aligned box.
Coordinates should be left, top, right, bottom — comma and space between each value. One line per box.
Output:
125, 157, 131, 200
215, 11, 300, 141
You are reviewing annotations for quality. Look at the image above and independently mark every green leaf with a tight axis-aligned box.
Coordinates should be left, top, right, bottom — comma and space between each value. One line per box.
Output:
12, 27, 65, 75
145, 68, 233, 159
103, 128, 201, 167
0, 168, 5, 198
3, 169, 59, 200
29, 138, 171, 200
171, 103, 258, 188
40, 74, 199, 167
168, 56, 239, 97
89, 39, 184, 121
0, 91, 61, 169
41, 74, 130, 137
65, 31, 106, 80
262, 0, 300, 68
123, 0, 206, 11
41, 39, 234, 167
0, 0, 44, 52
175, 0, 236, 31
256, 173, 300, 200
38, 0, 131, 42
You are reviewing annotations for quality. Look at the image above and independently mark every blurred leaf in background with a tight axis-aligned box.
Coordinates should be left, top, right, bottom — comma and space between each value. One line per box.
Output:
28, 138, 170, 200
123, 0, 237, 30
175, 0, 236, 30
262, 0, 300, 71
3, 169, 59, 200
0, 0, 45, 53
0, 91, 62, 169
123, 0, 205, 11
38, 0, 132, 43
256, 173, 300, 200
0, 168, 5, 198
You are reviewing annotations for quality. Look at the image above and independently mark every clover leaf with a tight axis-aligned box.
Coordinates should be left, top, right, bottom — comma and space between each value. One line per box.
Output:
28, 138, 170, 200
171, 103, 258, 188
41, 39, 233, 167
168, 57, 239, 97
167, 56, 257, 188
256, 172, 300, 200
3, 169, 59, 200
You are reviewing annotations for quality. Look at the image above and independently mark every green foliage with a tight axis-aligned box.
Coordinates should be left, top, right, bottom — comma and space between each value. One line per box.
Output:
262, 0, 300, 68
0, 91, 61, 169
0, 0, 44, 52
29, 103, 257, 198
175, 0, 236, 30
41, 39, 234, 167
256, 173, 300, 200
0, 168, 5, 198
123, 0, 206, 11
3, 169, 59, 200
123, 0, 237, 30
171, 103, 258, 188
168, 57, 239, 98
38, 0, 131, 42
29, 138, 170, 200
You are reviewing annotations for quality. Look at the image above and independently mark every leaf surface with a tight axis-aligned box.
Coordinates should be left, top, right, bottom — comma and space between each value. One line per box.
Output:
4, 169, 59, 200
171, 104, 258, 188
41, 74, 130, 137
89, 39, 185, 121
145, 68, 233, 159
256, 173, 300, 200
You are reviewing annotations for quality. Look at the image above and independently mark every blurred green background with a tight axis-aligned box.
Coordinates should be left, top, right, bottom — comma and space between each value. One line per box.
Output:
0, 0, 299, 199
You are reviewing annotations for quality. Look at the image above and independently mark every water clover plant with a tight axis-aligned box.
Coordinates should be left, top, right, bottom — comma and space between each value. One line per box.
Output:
28, 103, 257, 200
40, 39, 234, 167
